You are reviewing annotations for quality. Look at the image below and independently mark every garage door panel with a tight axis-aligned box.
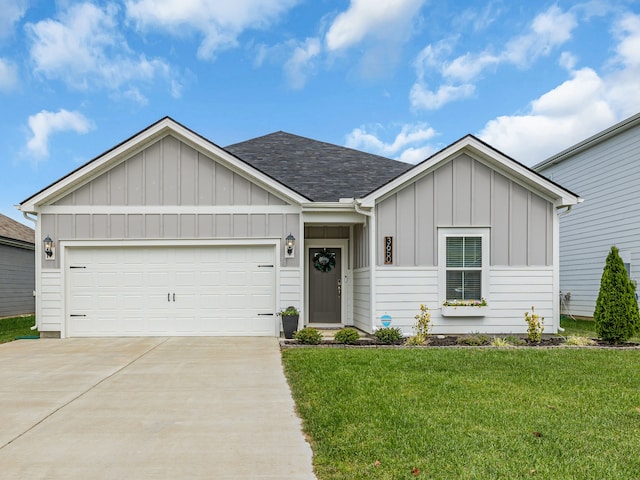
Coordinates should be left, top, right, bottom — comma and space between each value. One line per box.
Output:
147, 272, 171, 287
68, 245, 276, 337
123, 272, 143, 286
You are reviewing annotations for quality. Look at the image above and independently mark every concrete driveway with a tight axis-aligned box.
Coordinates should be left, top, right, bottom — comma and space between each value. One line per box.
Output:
0, 337, 316, 479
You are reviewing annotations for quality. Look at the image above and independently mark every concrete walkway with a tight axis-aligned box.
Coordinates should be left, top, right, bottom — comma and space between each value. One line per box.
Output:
0, 337, 316, 479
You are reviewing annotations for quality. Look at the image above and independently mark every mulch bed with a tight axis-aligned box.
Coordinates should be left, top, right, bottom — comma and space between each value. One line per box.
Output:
281, 335, 640, 348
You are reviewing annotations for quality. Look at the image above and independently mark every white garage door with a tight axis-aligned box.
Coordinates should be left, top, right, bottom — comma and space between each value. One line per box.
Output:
67, 245, 276, 337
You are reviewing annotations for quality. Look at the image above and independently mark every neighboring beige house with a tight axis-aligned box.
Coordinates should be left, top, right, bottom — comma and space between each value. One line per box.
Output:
534, 112, 640, 317
0, 214, 35, 317
19, 117, 580, 338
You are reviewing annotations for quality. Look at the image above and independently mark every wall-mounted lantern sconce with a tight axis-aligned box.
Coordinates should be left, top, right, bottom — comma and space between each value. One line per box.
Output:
43, 235, 55, 261
285, 233, 295, 258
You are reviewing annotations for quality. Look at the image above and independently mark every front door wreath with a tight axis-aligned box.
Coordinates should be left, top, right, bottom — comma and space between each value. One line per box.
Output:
313, 248, 336, 272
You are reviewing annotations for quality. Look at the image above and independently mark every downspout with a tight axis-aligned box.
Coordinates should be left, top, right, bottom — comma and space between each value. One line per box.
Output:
554, 204, 574, 332
22, 212, 39, 331
355, 201, 376, 333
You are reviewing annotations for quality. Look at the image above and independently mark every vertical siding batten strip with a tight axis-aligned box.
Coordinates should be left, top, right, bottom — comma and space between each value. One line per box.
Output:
470, 159, 475, 225
527, 192, 531, 266
142, 143, 146, 206
432, 172, 437, 265
414, 182, 419, 266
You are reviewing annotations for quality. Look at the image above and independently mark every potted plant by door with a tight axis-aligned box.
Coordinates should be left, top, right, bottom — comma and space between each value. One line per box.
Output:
278, 306, 300, 339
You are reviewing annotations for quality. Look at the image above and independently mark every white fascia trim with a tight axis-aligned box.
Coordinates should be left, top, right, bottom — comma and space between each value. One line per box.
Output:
302, 211, 366, 224
301, 201, 367, 224
301, 202, 359, 212
20, 118, 308, 211
60, 238, 282, 249
359, 136, 580, 208
37, 205, 301, 215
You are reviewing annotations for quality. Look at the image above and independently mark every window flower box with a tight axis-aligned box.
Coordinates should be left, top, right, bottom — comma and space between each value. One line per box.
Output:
441, 299, 488, 317
441, 305, 489, 317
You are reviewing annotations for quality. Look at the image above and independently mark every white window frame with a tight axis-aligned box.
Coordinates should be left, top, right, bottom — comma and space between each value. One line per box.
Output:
438, 228, 490, 304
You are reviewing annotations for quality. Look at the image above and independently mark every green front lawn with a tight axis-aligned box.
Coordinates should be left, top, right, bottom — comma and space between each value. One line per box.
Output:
560, 316, 640, 343
0, 315, 38, 344
283, 348, 640, 479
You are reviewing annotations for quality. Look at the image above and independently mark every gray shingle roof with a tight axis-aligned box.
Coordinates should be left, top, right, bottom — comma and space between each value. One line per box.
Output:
225, 131, 413, 202
0, 214, 35, 245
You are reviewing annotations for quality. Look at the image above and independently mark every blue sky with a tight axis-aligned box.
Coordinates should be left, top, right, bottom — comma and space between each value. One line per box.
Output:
2, 0, 640, 225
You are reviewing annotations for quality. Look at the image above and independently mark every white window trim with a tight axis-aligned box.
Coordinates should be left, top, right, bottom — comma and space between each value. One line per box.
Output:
438, 227, 490, 305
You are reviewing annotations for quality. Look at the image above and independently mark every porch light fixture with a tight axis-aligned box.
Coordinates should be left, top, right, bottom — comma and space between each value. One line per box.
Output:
43, 235, 55, 261
285, 233, 295, 258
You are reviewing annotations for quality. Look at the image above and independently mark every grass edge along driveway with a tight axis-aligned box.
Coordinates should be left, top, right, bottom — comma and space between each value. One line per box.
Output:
0, 315, 37, 344
283, 348, 640, 480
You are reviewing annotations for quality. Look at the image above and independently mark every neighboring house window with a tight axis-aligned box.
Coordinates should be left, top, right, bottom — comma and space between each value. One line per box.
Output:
620, 251, 631, 278
439, 228, 489, 303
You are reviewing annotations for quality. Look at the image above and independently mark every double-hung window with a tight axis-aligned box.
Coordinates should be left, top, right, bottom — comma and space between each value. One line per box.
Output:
446, 236, 482, 301
439, 228, 489, 303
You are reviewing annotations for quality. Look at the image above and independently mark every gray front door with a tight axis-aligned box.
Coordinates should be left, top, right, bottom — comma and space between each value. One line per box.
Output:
309, 248, 342, 323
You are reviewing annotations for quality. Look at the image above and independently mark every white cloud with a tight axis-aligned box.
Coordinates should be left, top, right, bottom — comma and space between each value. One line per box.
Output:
26, 109, 94, 159
441, 52, 499, 82
614, 13, 640, 67
410, 41, 477, 109
125, 0, 297, 60
397, 144, 437, 164
410, 82, 475, 110
325, 0, 425, 51
0, 58, 18, 92
324, 0, 426, 78
345, 123, 436, 163
411, 5, 578, 111
26, 2, 180, 101
604, 13, 640, 118
478, 68, 616, 164
478, 12, 640, 165
502, 5, 577, 67
453, 2, 502, 32
283, 38, 321, 89
559, 51, 577, 70
0, 0, 28, 40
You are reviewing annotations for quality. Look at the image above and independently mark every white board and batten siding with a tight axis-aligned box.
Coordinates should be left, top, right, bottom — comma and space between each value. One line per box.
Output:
353, 268, 371, 332
279, 267, 301, 311
40, 271, 62, 333
372, 150, 559, 334
374, 267, 554, 335
535, 116, 640, 317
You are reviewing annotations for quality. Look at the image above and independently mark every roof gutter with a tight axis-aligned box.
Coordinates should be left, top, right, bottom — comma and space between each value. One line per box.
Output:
354, 199, 373, 217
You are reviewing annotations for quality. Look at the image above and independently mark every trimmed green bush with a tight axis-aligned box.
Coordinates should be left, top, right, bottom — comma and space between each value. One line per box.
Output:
333, 327, 360, 344
594, 246, 640, 343
293, 327, 323, 345
374, 327, 403, 344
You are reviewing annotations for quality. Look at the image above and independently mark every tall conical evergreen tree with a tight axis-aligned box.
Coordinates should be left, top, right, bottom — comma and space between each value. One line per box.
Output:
594, 246, 640, 343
